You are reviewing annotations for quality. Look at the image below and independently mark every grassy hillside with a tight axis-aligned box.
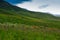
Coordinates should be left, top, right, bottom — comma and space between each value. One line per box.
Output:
0, 23, 60, 40
0, 0, 60, 40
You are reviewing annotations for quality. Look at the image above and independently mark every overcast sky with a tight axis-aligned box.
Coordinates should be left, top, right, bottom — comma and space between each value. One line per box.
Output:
5, 0, 60, 15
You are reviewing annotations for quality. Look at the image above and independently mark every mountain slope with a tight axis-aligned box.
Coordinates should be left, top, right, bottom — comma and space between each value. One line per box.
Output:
0, 0, 60, 28
0, 0, 60, 40
0, 0, 56, 18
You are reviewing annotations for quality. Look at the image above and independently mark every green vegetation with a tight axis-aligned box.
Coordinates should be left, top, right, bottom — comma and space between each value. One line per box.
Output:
0, 23, 60, 40
0, 0, 60, 40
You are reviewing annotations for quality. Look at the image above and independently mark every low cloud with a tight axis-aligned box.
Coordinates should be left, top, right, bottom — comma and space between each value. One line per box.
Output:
39, 4, 49, 9
16, 0, 60, 15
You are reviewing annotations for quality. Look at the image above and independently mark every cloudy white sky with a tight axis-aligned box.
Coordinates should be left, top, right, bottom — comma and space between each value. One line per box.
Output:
6, 0, 60, 15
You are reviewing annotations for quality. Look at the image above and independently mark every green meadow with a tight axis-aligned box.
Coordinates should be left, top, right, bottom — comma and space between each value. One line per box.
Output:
0, 23, 60, 40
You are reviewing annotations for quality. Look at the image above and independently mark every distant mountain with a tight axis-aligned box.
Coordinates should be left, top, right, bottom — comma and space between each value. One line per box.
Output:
54, 14, 60, 17
0, 0, 60, 28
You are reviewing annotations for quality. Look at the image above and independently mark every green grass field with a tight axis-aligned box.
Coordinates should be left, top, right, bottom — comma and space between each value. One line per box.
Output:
0, 23, 60, 40
0, 12, 60, 40
0, 13, 60, 40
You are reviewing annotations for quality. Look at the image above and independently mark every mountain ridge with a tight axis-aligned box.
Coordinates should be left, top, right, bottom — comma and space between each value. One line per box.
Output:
0, 0, 60, 27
